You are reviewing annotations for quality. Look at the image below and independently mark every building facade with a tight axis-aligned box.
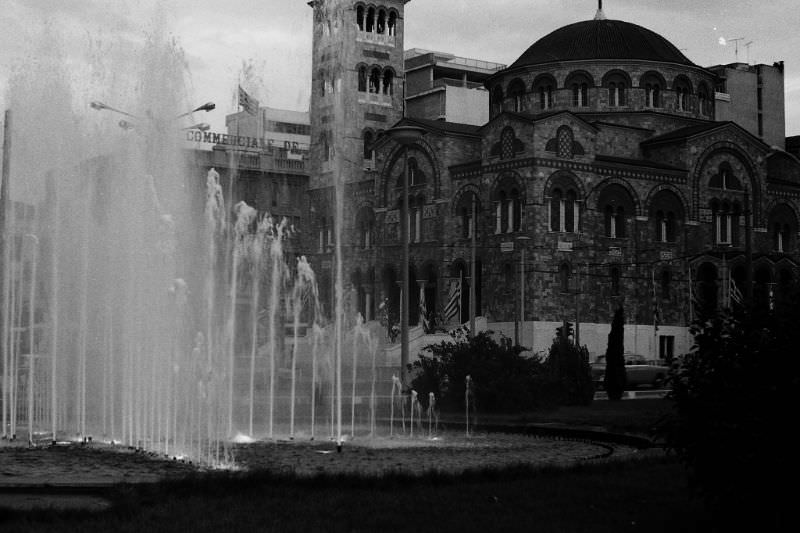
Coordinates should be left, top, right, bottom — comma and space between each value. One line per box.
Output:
306, 3, 800, 359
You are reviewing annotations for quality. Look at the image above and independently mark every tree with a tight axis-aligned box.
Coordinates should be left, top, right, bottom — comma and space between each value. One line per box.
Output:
660, 283, 800, 530
545, 323, 594, 406
603, 306, 627, 400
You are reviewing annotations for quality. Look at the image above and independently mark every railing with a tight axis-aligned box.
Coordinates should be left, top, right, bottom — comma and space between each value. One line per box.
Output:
358, 92, 393, 106
357, 31, 395, 47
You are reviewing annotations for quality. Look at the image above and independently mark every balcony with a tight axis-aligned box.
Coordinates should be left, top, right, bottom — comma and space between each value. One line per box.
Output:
357, 31, 395, 47
358, 92, 393, 106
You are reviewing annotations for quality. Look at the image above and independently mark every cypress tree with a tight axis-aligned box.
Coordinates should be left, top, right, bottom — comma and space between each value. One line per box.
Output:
603, 306, 627, 400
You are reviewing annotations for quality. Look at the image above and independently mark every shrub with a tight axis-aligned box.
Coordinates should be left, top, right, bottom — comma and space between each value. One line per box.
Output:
603, 307, 627, 400
408, 331, 545, 413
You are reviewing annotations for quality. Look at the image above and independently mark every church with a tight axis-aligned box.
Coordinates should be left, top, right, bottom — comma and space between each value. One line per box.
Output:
305, 1, 800, 359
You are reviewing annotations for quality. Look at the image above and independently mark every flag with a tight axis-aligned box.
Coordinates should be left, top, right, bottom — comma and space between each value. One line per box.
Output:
651, 267, 660, 332
730, 277, 744, 305
419, 287, 430, 333
444, 280, 460, 323
238, 85, 259, 116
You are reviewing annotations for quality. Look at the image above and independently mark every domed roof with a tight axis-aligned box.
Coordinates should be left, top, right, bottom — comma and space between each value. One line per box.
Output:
507, 19, 695, 70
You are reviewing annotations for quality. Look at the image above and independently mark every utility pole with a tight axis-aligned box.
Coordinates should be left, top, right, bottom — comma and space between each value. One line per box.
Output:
1, 110, 11, 439
744, 185, 754, 305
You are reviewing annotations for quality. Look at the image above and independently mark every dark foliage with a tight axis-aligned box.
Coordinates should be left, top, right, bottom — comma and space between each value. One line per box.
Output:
408, 331, 546, 412
660, 283, 800, 531
545, 323, 594, 406
603, 307, 627, 400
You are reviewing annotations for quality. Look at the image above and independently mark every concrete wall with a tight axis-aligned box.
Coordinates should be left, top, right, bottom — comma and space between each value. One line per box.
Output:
445, 86, 490, 126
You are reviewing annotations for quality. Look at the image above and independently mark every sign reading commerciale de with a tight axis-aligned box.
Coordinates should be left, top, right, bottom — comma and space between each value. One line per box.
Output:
185, 130, 308, 154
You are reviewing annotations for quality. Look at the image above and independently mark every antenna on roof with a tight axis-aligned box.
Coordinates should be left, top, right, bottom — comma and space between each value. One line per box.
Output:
745, 41, 754, 64
595, 0, 606, 20
727, 37, 745, 61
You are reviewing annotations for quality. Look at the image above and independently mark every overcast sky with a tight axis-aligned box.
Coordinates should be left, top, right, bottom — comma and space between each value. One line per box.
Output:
2, 0, 799, 136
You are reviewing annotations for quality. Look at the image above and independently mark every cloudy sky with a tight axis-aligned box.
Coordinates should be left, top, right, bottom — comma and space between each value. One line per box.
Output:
1, 0, 799, 136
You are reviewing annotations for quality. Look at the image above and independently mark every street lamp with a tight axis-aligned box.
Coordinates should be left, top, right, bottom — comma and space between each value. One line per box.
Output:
91, 101, 215, 130
384, 125, 426, 387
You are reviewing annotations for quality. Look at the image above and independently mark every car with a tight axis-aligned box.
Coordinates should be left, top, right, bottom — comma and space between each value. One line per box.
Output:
592, 355, 670, 390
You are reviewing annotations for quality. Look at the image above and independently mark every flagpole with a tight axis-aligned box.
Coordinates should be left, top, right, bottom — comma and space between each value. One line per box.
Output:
469, 195, 476, 336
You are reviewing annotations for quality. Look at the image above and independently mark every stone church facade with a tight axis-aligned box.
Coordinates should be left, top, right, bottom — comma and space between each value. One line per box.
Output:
306, 1, 800, 358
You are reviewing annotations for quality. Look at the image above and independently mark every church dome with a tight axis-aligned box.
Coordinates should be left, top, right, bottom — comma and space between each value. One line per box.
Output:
507, 19, 695, 70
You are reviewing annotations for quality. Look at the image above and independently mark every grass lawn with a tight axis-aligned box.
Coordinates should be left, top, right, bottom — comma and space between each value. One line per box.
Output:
1, 399, 712, 532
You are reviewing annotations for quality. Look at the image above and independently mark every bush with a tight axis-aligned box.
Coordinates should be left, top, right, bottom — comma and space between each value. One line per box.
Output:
408, 331, 545, 413
603, 307, 627, 400
660, 285, 800, 530
544, 323, 594, 406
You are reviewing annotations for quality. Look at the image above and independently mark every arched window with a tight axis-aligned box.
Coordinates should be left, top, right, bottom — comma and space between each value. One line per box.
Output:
672, 76, 693, 112
356, 6, 364, 31
369, 67, 381, 94
557, 126, 574, 159
387, 11, 397, 36
603, 71, 629, 107
610, 266, 621, 295
491, 86, 503, 117
598, 184, 634, 239
356, 206, 375, 249
559, 263, 571, 293
493, 174, 523, 234
376, 9, 386, 34
363, 129, 374, 160
768, 204, 798, 253
358, 65, 367, 92
507, 79, 526, 113
566, 71, 592, 107
641, 72, 664, 108
408, 157, 424, 185
650, 189, 684, 243
709, 162, 742, 190
456, 191, 480, 239
382, 69, 394, 95
698, 82, 711, 116
549, 178, 580, 233
711, 200, 741, 246
366, 6, 375, 32
408, 195, 424, 243
533, 74, 556, 111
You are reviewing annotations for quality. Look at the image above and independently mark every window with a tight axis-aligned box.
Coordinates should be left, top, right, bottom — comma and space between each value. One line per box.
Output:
604, 204, 626, 239
358, 66, 367, 92
572, 83, 588, 107
382, 69, 394, 95
608, 81, 625, 106
369, 67, 380, 94
698, 82, 711, 116
711, 200, 740, 246
408, 196, 423, 243
559, 263, 571, 293
365, 7, 375, 32
556, 126, 574, 159
494, 182, 522, 234
655, 210, 677, 243
387, 11, 397, 36
376, 9, 386, 34
709, 162, 742, 190
550, 186, 580, 233
650, 189, 684, 244
642, 73, 663, 108
508, 79, 525, 113
673, 76, 692, 112
659, 335, 675, 360
491, 86, 503, 117
356, 6, 364, 31
457, 191, 479, 239
363, 129, 374, 161
769, 204, 797, 253
533, 75, 556, 111
356, 207, 375, 249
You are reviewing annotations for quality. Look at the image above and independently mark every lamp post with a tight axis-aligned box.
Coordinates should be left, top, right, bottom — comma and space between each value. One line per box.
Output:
516, 235, 531, 348
384, 125, 426, 387
91, 100, 215, 131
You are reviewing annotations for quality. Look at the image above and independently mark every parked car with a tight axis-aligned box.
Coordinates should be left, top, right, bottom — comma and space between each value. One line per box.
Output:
592, 355, 670, 390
